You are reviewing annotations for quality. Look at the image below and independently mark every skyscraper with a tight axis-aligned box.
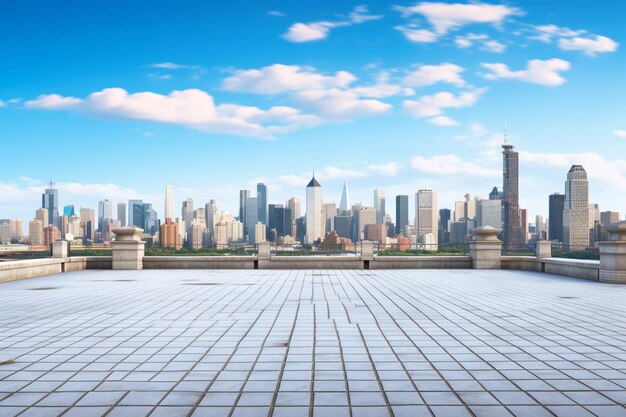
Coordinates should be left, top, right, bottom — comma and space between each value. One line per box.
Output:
165, 185, 174, 220
438, 208, 451, 245
374, 189, 385, 224
35, 207, 49, 228
29, 219, 44, 245
395, 195, 408, 236
98, 199, 112, 232
549, 193, 565, 242
476, 199, 502, 228
63, 205, 75, 217
245, 197, 258, 243
257, 183, 268, 227
563, 165, 590, 250
239, 190, 250, 237
305, 174, 323, 244
502, 140, 522, 249
269, 204, 285, 240
80, 207, 96, 241
117, 203, 126, 227
323, 202, 337, 232
339, 181, 350, 212
42, 182, 59, 228
128, 200, 145, 229
205, 199, 217, 246
415, 190, 438, 248
182, 198, 194, 243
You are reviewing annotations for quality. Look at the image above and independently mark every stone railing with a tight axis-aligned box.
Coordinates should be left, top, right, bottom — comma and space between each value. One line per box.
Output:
1, 221, 625, 284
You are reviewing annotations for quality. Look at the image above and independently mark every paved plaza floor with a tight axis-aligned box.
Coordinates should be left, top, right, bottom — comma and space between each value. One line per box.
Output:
0, 269, 625, 417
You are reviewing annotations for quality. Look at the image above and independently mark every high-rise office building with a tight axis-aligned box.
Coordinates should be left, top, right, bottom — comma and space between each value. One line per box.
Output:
438, 208, 451, 245
128, 200, 144, 229
205, 200, 217, 246
245, 197, 258, 243
35, 207, 49, 228
286, 197, 301, 230
117, 203, 126, 227
476, 199, 502, 228
63, 205, 75, 217
395, 195, 409, 236
324, 203, 337, 232
339, 181, 350, 212
182, 198, 193, 243
305, 174, 323, 244
143, 203, 158, 234
352, 205, 376, 243
239, 190, 250, 236
29, 219, 44, 245
43, 225, 61, 245
165, 185, 174, 220
374, 189, 385, 224
98, 199, 112, 232
563, 165, 590, 250
80, 207, 96, 241
502, 140, 522, 249
549, 193, 565, 242
160, 218, 181, 249
257, 183, 268, 227
269, 204, 285, 240
42, 182, 59, 228
415, 190, 438, 248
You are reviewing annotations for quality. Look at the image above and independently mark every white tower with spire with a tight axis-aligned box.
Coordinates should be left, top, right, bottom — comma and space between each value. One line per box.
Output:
305, 173, 323, 244
165, 185, 174, 220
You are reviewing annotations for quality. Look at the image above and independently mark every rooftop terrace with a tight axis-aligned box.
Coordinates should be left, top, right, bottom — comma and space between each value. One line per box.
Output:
0, 269, 625, 417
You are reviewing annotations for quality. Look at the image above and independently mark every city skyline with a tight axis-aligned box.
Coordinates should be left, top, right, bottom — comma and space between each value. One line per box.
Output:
1, 1, 626, 225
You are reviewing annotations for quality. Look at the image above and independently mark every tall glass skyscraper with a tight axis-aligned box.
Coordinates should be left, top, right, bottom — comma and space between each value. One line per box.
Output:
549, 193, 565, 242
563, 165, 589, 250
42, 182, 59, 228
502, 142, 522, 249
257, 183, 268, 227
395, 195, 408, 236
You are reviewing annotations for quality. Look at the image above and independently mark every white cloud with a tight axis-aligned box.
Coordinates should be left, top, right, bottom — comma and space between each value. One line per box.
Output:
350, 72, 413, 98
403, 88, 486, 119
428, 115, 457, 126
615, 129, 626, 138
454, 33, 506, 52
318, 166, 367, 180
481, 59, 570, 87
283, 5, 382, 42
558, 35, 618, 57
531, 25, 618, 57
25, 88, 320, 138
268, 11, 285, 17
0, 100, 5, 107
519, 151, 626, 190
151, 62, 187, 69
368, 162, 399, 176
222, 64, 356, 94
410, 154, 500, 177
402, 63, 465, 87
397, 2, 522, 41
395, 26, 438, 43
295, 88, 391, 120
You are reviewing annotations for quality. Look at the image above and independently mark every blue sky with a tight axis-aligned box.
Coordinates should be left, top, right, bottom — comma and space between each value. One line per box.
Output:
1, 0, 625, 225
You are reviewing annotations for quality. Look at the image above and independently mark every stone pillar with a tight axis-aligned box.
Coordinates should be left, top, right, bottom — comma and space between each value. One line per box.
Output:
111, 227, 145, 270
469, 226, 503, 269
258, 241, 271, 260
361, 241, 374, 261
52, 241, 68, 258
536, 240, 552, 259
599, 221, 626, 284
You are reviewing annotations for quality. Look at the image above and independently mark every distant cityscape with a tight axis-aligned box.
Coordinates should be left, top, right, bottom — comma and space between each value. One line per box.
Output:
1, 141, 623, 252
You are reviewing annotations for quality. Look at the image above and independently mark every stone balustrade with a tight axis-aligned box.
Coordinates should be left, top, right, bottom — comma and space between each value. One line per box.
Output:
599, 221, 626, 284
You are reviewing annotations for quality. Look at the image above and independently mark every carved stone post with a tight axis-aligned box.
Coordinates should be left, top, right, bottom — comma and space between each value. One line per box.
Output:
469, 226, 503, 269
111, 227, 145, 270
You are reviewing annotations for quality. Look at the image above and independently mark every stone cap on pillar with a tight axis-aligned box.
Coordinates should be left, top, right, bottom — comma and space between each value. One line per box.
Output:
112, 227, 144, 242
606, 221, 626, 242
471, 226, 502, 242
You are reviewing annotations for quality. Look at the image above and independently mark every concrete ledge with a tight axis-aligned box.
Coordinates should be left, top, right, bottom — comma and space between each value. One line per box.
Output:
371, 256, 471, 269
542, 258, 600, 281
144, 256, 256, 269
261, 256, 364, 269
0, 258, 63, 283
502, 256, 540, 272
